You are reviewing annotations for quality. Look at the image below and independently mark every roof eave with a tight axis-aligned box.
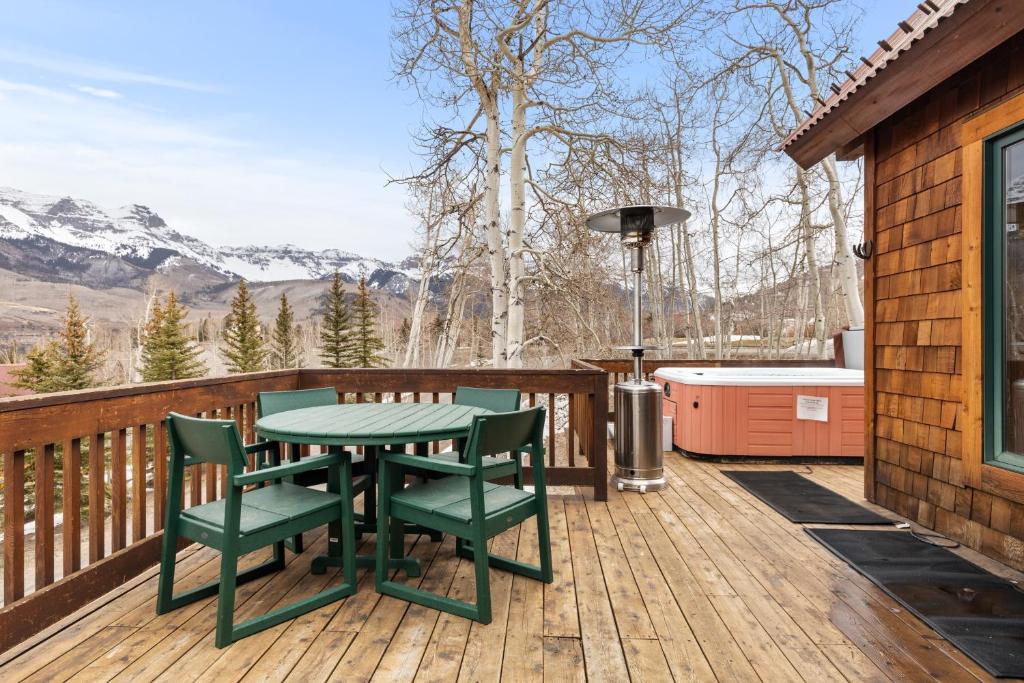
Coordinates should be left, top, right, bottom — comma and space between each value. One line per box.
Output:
784, 0, 1024, 169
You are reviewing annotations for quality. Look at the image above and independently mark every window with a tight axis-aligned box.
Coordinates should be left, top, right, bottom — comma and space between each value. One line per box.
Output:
984, 124, 1024, 473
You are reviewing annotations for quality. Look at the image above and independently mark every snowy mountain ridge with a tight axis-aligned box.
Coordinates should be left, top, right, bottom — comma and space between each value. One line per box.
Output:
0, 186, 417, 291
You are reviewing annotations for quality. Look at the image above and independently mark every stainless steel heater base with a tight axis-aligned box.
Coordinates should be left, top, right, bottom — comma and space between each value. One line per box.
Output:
612, 472, 667, 494
612, 380, 664, 494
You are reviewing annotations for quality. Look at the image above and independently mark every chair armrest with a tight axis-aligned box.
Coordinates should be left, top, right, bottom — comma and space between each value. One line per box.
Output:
244, 441, 278, 454
382, 451, 476, 476
233, 452, 341, 487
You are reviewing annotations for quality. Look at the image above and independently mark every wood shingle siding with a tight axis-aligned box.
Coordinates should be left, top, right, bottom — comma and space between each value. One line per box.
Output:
868, 34, 1024, 570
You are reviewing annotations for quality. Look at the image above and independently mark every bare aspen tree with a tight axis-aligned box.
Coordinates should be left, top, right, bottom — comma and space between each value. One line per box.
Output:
716, 0, 864, 330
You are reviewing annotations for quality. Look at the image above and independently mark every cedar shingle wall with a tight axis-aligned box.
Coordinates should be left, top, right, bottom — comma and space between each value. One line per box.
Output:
871, 36, 1024, 569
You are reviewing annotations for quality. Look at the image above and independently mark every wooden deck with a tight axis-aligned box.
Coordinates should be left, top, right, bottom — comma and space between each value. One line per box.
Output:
2, 455, 1021, 683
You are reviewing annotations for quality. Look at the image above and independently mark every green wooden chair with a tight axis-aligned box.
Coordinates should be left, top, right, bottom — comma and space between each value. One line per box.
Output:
375, 407, 553, 624
429, 386, 522, 482
257, 387, 371, 551
157, 412, 361, 648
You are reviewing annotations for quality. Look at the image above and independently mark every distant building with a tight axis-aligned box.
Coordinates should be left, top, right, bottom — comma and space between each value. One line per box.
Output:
0, 364, 32, 397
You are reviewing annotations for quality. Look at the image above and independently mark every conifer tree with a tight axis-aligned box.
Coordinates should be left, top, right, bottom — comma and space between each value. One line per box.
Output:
141, 292, 207, 381
14, 294, 102, 392
319, 271, 352, 368
352, 276, 387, 368
220, 279, 267, 373
270, 293, 303, 369
12, 341, 60, 393
54, 294, 103, 389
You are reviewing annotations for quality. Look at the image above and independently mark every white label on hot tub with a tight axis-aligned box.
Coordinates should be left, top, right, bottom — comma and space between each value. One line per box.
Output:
796, 395, 829, 422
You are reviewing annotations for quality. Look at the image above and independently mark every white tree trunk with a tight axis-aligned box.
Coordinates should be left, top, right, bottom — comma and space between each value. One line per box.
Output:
482, 108, 508, 368
821, 153, 865, 328
505, 83, 528, 368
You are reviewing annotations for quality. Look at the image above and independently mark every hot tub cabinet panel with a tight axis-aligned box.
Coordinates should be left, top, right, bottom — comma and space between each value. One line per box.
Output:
654, 367, 864, 458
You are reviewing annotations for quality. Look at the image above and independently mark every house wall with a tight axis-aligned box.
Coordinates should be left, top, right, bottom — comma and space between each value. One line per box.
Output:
868, 35, 1024, 569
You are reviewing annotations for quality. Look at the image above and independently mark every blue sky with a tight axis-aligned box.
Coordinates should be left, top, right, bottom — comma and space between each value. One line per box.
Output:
0, 0, 916, 260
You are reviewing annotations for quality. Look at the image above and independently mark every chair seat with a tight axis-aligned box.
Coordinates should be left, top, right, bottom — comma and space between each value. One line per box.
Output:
182, 482, 342, 536
430, 452, 516, 470
392, 476, 533, 524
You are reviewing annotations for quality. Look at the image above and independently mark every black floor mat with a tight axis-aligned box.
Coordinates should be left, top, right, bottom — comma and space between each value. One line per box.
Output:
809, 528, 1024, 678
723, 470, 890, 524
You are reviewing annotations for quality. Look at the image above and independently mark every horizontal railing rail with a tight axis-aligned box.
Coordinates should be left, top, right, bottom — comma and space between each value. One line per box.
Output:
0, 365, 608, 653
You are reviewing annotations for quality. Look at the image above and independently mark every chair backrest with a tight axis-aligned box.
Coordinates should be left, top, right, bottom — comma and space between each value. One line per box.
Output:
257, 387, 337, 418
465, 407, 545, 462
167, 412, 247, 470
453, 386, 521, 413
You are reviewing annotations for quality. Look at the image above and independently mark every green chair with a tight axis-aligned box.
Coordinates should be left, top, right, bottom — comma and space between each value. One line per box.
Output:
375, 407, 553, 624
257, 387, 371, 551
157, 412, 361, 648
430, 387, 522, 482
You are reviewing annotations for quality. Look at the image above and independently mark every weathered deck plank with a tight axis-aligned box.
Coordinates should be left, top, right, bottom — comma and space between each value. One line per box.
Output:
2, 455, 1022, 682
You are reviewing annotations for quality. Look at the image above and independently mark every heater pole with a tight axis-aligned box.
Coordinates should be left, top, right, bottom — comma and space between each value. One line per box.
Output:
631, 244, 643, 384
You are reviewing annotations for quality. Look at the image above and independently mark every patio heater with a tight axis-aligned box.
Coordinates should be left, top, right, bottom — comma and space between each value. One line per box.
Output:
587, 205, 691, 493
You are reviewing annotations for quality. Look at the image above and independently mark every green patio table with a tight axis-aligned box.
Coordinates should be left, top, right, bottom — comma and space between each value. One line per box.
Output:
254, 401, 491, 577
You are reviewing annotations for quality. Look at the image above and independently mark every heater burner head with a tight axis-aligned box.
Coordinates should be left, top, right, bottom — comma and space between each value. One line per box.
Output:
585, 204, 691, 242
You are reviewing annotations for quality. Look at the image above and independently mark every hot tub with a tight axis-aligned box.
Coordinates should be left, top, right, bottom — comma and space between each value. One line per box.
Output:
653, 367, 864, 458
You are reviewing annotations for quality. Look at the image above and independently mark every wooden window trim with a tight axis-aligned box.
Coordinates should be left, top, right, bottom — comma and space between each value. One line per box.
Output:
962, 91, 1024, 503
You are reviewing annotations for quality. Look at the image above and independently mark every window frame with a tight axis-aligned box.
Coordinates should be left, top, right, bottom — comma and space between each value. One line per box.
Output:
983, 124, 1024, 474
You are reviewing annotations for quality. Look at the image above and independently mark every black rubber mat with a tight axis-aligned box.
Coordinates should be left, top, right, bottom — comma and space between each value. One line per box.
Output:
722, 470, 890, 524
808, 528, 1024, 678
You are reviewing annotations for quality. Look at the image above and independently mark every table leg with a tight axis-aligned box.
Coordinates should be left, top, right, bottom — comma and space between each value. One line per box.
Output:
316, 444, 420, 577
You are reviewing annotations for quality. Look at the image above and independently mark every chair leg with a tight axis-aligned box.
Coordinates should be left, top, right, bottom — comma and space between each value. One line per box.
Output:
156, 517, 179, 615
214, 546, 240, 648
471, 524, 491, 624
286, 443, 303, 553
535, 504, 553, 584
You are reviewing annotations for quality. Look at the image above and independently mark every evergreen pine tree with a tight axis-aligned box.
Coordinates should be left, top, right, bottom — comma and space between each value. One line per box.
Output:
319, 271, 352, 368
12, 341, 59, 393
13, 294, 103, 392
53, 294, 104, 390
141, 292, 207, 381
270, 293, 303, 369
352, 276, 387, 368
220, 279, 267, 373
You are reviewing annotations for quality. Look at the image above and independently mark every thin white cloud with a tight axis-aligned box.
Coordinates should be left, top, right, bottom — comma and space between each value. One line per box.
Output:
0, 79, 77, 103
75, 85, 122, 100
0, 47, 218, 93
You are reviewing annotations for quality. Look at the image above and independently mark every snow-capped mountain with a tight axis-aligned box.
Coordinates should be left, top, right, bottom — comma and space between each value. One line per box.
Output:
0, 187, 418, 295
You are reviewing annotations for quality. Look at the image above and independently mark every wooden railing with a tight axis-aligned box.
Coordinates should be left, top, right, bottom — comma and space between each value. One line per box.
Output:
0, 365, 608, 653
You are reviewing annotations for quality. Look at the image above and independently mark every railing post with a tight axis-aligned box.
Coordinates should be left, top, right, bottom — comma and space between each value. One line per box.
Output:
3, 449, 25, 604
89, 433, 105, 563
63, 438, 83, 575
35, 443, 56, 589
591, 372, 609, 502
132, 424, 147, 542
111, 428, 127, 551
154, 421, 167, 532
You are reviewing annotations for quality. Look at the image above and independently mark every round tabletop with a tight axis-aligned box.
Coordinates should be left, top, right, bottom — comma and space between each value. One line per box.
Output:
254, 402, 490, 446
